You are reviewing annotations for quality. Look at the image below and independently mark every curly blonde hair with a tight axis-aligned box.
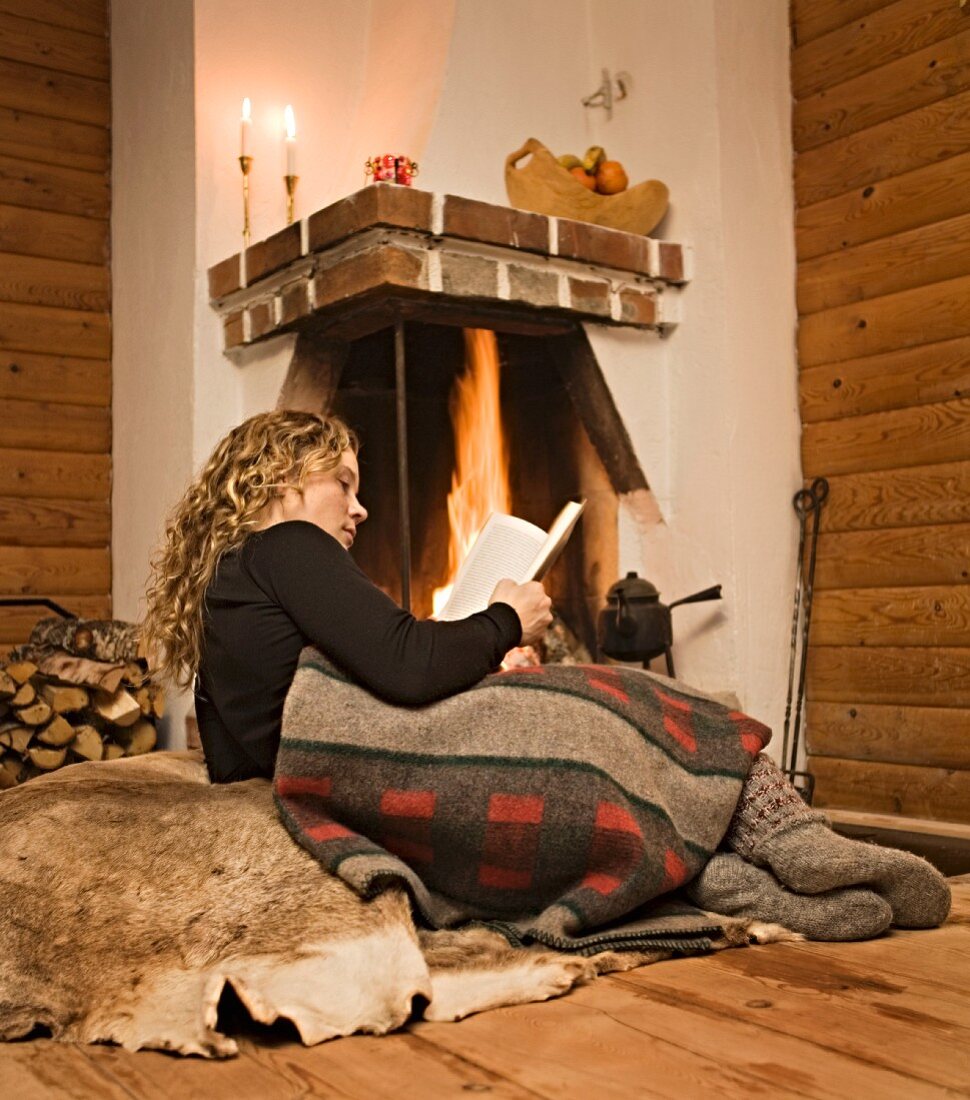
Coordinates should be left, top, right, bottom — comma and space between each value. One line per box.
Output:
143, 410, 358, 688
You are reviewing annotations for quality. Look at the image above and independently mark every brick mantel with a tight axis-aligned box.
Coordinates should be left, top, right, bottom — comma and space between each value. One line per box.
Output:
207, 185, 692, 351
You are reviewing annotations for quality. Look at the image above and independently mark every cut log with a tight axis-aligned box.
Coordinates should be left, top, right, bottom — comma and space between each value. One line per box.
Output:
103, 742, 124, 760
40, 682, 89, 713
0, 668, 16, 697
0, 723, 31, 753
71, 724, 102, 761
134, 686, 151, 716
93, 687, 141, 728
132, 685, 165, 719
124, 660, 149, 687
10, 681, 35, 707
15, 699, 52, 726
5, 660, 38, 684
0, 754, 17, 788
119, 719, 156, 757
37, 714, 75, 747
38, 654, 125, 693
27, 744, 67, 771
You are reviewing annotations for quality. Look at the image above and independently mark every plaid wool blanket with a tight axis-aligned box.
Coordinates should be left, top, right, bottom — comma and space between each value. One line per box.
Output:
274, 649, 771, 954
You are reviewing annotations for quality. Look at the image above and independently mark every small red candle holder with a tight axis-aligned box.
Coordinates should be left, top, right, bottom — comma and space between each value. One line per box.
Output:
365, 154, 419, 186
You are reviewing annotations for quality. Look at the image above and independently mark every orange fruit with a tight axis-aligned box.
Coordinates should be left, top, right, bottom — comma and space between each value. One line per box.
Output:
595, 160, 629, 194
569, 166, 597, 191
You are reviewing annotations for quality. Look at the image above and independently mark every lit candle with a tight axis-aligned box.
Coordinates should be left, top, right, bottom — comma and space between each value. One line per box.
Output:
284, 104, 296, 176
240, 97, 252, 158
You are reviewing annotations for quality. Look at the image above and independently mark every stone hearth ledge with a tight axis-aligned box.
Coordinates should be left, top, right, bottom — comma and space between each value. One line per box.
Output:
207, 185, 692, 351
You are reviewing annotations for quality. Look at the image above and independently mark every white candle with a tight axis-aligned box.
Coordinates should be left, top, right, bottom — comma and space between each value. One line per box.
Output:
284, 104, 296, 175
240, 97, 252, 158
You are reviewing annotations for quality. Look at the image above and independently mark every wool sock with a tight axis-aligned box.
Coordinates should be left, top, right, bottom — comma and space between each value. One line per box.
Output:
726, 754, 951, 929
685, 852, 892, 941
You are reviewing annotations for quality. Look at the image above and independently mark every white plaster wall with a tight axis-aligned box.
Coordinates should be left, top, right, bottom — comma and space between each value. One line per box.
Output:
112, 0, 799, 750
111, 0, 198, 745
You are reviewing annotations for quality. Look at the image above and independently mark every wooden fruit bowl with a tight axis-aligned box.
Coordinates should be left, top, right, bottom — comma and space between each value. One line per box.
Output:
505, 138, 669, 235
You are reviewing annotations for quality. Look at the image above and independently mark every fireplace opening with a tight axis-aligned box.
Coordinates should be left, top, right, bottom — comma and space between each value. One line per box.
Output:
327, 322, 620, 657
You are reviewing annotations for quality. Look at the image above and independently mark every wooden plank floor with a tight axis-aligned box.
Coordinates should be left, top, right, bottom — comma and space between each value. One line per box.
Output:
3, 876, 969, 1099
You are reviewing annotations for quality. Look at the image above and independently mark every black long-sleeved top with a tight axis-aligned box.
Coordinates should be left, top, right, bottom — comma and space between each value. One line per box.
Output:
194, 520, 522, 783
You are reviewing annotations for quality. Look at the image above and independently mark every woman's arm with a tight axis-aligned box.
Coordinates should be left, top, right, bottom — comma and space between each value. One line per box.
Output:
245, 521, 522, 704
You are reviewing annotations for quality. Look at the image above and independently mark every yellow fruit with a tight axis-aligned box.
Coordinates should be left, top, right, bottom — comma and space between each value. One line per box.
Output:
557, 154, 583, 170
569, 166, 597, 191
582, 145, 606, 172
595, 160, 629, 194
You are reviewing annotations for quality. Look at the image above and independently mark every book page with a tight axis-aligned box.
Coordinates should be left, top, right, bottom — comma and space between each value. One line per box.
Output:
437, 513, 548, 621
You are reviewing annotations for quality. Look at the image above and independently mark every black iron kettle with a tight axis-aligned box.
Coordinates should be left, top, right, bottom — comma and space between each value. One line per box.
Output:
597, 572, 722, 676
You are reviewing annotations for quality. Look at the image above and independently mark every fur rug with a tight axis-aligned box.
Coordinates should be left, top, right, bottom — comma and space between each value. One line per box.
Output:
0, 752, 795, 1058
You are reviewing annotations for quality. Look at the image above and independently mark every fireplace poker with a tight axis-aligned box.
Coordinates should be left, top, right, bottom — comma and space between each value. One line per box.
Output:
781, 486, 815, 772
788, 477, 829, 776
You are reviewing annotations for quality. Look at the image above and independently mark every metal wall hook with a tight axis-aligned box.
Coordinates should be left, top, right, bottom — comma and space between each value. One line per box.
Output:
581, 69, 632, 120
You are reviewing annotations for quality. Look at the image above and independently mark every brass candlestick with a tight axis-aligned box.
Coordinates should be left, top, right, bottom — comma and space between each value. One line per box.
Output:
284, 174, 299, 225
239, 155, 253, 247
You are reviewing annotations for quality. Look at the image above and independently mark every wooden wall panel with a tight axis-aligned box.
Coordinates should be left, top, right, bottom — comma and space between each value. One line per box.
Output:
0, 8, 110, 648
0, 253, 110, 312
794, 88, 970, 207
796, 212, 970, 315
791, 0, 970, 99
799, 337, 970, 423
0, 495, 109, 547
0, 1, 107, 38
811, 585, 970, 646
0, 350, 110, 406
809, 756, 970, 823
791, 0, 889, 46
796, 150, 970, 261
797, 272, 970, 366
0, 448, 110, 501
0, 398, 109, 453
806, 701, 970, 769
807, 646, 970, 707
0, 106, 108, 172
0, 153, 109, 218
802, 399, 970, 476
819, 461, 970, 532
812, 523, 970, 589
794, 27, 970, 153
0, 11, 109, 80
0, 203, 107, 264
793, 1, 970, 824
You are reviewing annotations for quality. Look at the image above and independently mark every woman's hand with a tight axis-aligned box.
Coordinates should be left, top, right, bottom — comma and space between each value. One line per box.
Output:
488, 579, 553, 647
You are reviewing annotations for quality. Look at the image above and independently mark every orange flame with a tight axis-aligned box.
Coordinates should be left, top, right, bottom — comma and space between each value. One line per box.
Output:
432, 329, 510, 617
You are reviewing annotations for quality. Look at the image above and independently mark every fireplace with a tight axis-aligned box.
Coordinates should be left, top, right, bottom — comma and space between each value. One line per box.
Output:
207, 185, 690, 655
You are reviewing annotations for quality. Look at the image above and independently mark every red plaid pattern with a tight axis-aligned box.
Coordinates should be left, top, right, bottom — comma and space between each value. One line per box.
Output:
380, 788, 436, 866
656, 690, 697, 753
478, 793, 545, 891
584, 665, 630, 704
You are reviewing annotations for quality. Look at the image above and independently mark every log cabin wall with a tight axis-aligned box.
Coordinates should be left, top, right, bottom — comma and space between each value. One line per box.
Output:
0, 0, 111, 658
792, 0, 970, 824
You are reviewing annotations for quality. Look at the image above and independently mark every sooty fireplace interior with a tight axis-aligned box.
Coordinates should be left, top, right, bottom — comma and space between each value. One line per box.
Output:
207, 185, 691, 656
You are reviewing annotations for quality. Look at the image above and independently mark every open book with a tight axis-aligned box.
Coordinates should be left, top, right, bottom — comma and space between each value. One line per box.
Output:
436, 500, 586, 622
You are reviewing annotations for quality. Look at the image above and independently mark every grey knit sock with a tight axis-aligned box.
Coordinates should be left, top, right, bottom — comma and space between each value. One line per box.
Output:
686, 852, 892, 941
726, 754, 951, 929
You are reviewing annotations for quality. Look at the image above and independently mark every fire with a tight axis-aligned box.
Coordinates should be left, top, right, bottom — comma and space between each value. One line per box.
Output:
432, 329, 511, 617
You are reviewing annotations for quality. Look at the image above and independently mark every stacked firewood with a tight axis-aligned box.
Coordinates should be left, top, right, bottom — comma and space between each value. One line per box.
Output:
0, 618, 163, 788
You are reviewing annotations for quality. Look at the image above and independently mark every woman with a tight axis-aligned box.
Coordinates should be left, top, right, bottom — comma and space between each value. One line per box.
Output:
145, 410, 948, 940
143, 409, 552, 784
